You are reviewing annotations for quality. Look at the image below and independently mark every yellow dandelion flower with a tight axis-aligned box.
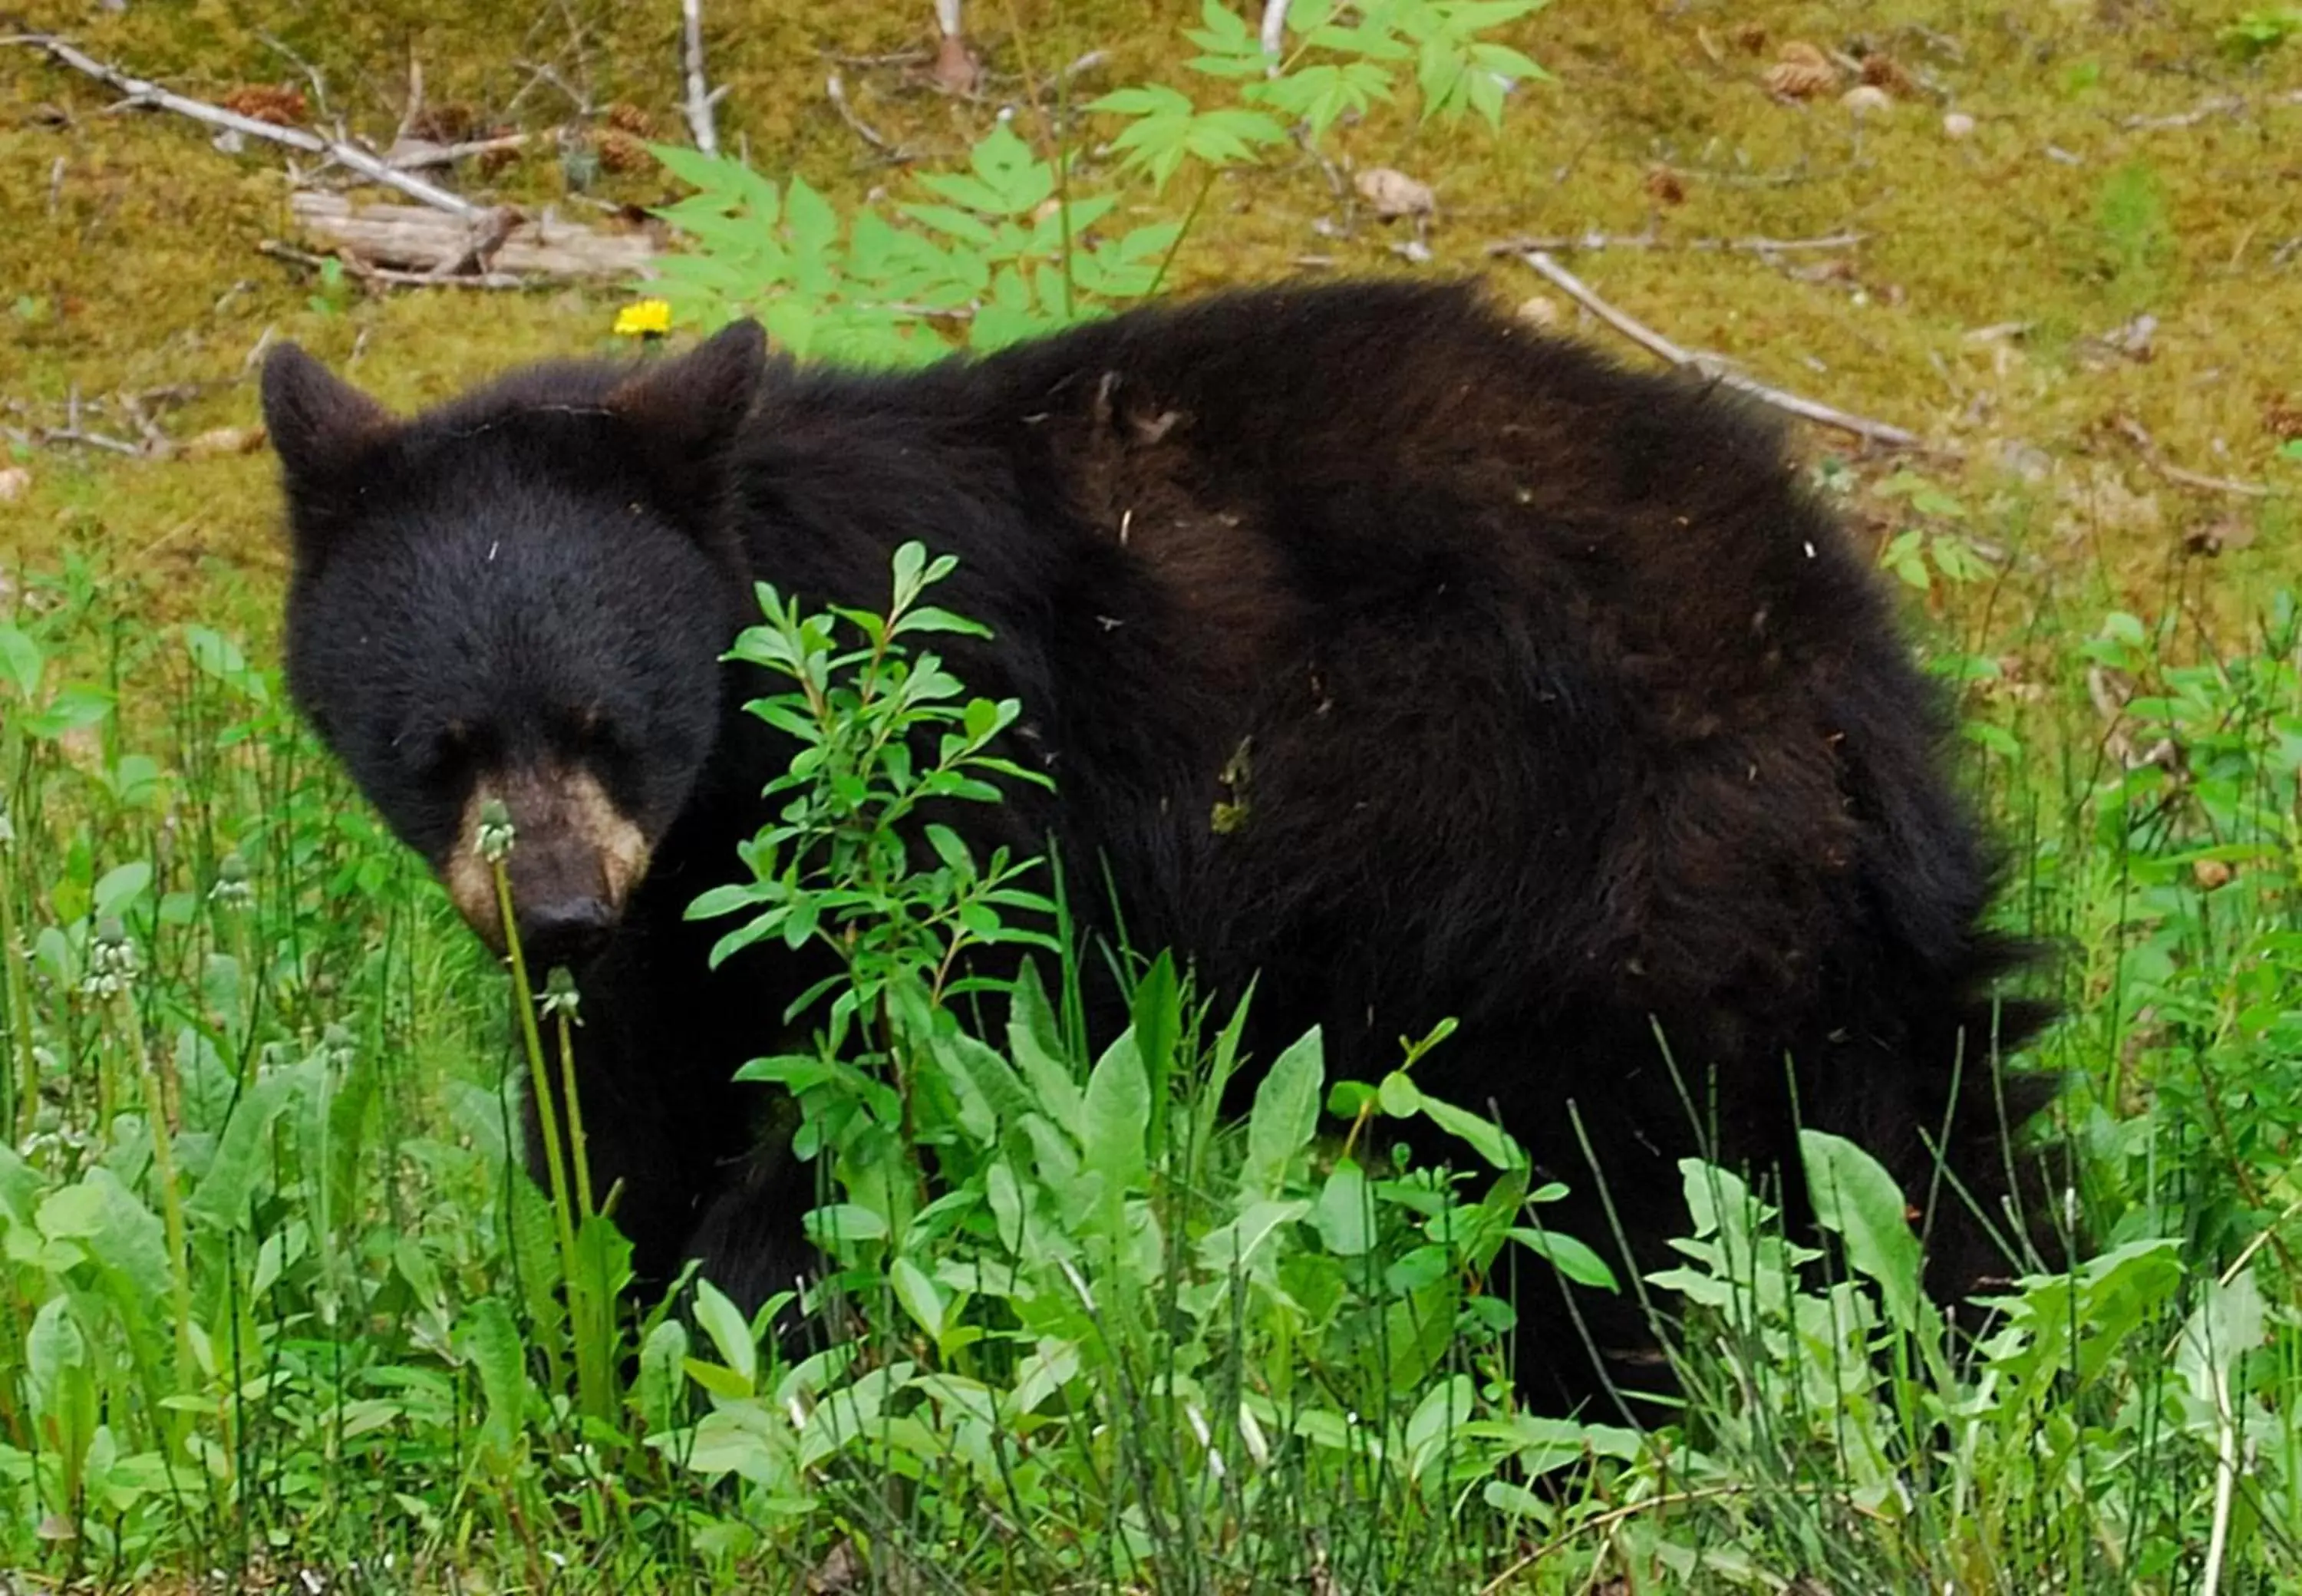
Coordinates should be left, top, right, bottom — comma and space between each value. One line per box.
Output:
613, 298, 673, 338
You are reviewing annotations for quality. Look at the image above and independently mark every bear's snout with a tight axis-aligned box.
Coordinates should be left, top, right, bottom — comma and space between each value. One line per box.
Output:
513, 891, 616, 971
440, 762, 651, 968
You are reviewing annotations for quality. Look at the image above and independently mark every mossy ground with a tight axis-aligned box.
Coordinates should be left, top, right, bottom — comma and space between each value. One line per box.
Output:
4, 0, 2298, 641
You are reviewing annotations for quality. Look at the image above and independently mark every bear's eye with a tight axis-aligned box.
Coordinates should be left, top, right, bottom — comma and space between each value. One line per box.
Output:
559, 703, 629, 764
411, 720, 480, 784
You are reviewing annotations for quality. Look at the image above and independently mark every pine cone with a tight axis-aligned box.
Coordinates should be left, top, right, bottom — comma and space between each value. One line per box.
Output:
1765, 42, 1840, 101
597, 129, 649, 173
221, 84, 308, 127
605, 101, 657, 137
1859, 53, 1916, 97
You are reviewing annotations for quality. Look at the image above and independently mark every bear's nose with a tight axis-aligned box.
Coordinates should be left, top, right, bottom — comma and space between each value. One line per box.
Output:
516, 895, 615, 971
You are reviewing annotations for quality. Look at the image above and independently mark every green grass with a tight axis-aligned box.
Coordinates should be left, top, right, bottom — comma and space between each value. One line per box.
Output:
7, 0, 2302, 1587
3, 529, 2302, 1592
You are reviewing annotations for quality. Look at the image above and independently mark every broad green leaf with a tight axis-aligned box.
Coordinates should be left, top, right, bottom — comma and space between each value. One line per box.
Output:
1011, 960, 1085, 1139
1377, 1070, 1422, 1118
1198, 1197, 1311, 1279
23, 683, 110, 740
92, 861, 151, 920
184, 1069, 298, 1232
1415, 1089, 1525, 1170
647, 143, 777, 216
890, 1256, 948, 1340
1081, 1028, 1149, 1224
1311, 1159, 1372, 1255
0, 622, 45, 699
1132, 951, 1182, 1155
1403, 1373, 1476, 1479
636, 1318, 691, 1433
1243, 1027, 1324, 1195
691, 1276, 757, 1391
804, 1202, 892, 1247
1506, 1225, 1619, 1291
2176, 1266, 2268, 1412
183, 624, 270, 703
26, 1296, 87, 1424
461, 1297, 529, 1463
1798, 1129, 1926, 1333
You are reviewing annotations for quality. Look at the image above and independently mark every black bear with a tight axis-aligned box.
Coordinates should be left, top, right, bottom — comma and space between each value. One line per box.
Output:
261, 278, 2058, 1412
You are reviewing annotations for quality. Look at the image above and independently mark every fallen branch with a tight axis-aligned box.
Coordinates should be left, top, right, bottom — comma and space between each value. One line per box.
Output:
2110, 414, 2269, 500
4, 391, 150, 457
825, 71, 905, 158
7, 422, 142, 457
1485, 229, 1865, 256
681, 0, 723, 156
282, 190, 656, 282
7, 31, 486, 218
1515, 249, 1932, 453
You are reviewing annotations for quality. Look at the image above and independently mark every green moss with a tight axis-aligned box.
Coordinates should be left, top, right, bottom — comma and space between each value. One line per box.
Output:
3, 0, 2298, 638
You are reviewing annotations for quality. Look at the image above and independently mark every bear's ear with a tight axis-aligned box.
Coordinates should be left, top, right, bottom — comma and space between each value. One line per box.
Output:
606, 318, 769, 467
262, 344, 398, 483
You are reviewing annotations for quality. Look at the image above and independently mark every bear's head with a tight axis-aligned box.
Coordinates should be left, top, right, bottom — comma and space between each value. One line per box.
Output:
261, 322, 770, 970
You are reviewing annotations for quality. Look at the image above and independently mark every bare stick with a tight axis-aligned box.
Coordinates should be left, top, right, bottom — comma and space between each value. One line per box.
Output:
392, 51, 425, 147
1259, 0, 1293, 61
2122, 95, 2244, 131
2111, 414, 2269, 500
386, 131, 533, 170
8, 31, 486, 218
1485, 229, 1865, 256
681, 0, 721, 156
1516, 249, 1932, 453
2122, 89, 2302, 131
825, 71, 903, 157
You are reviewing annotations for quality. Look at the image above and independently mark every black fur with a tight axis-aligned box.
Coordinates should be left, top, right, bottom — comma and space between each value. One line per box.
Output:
265, 279, 2061, 1413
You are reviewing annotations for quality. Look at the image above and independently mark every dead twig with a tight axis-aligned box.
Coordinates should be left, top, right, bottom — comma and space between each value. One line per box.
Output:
1258, 0, 1294, 59
2110, 414, 2269, 500
2122, 88, 2302, 130
19, 424, 143, 457
819, 47, 934, 68
1484, 229, 1864, 256
2121, 95, 2244, 130
391, 51, 425, 148
1515, 249, 1933, 453
825, 71, 906, 158
385, 131, 533, 170
8, 31, 486, 218
4, 389, 148, 457
681, 0, 723, 156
